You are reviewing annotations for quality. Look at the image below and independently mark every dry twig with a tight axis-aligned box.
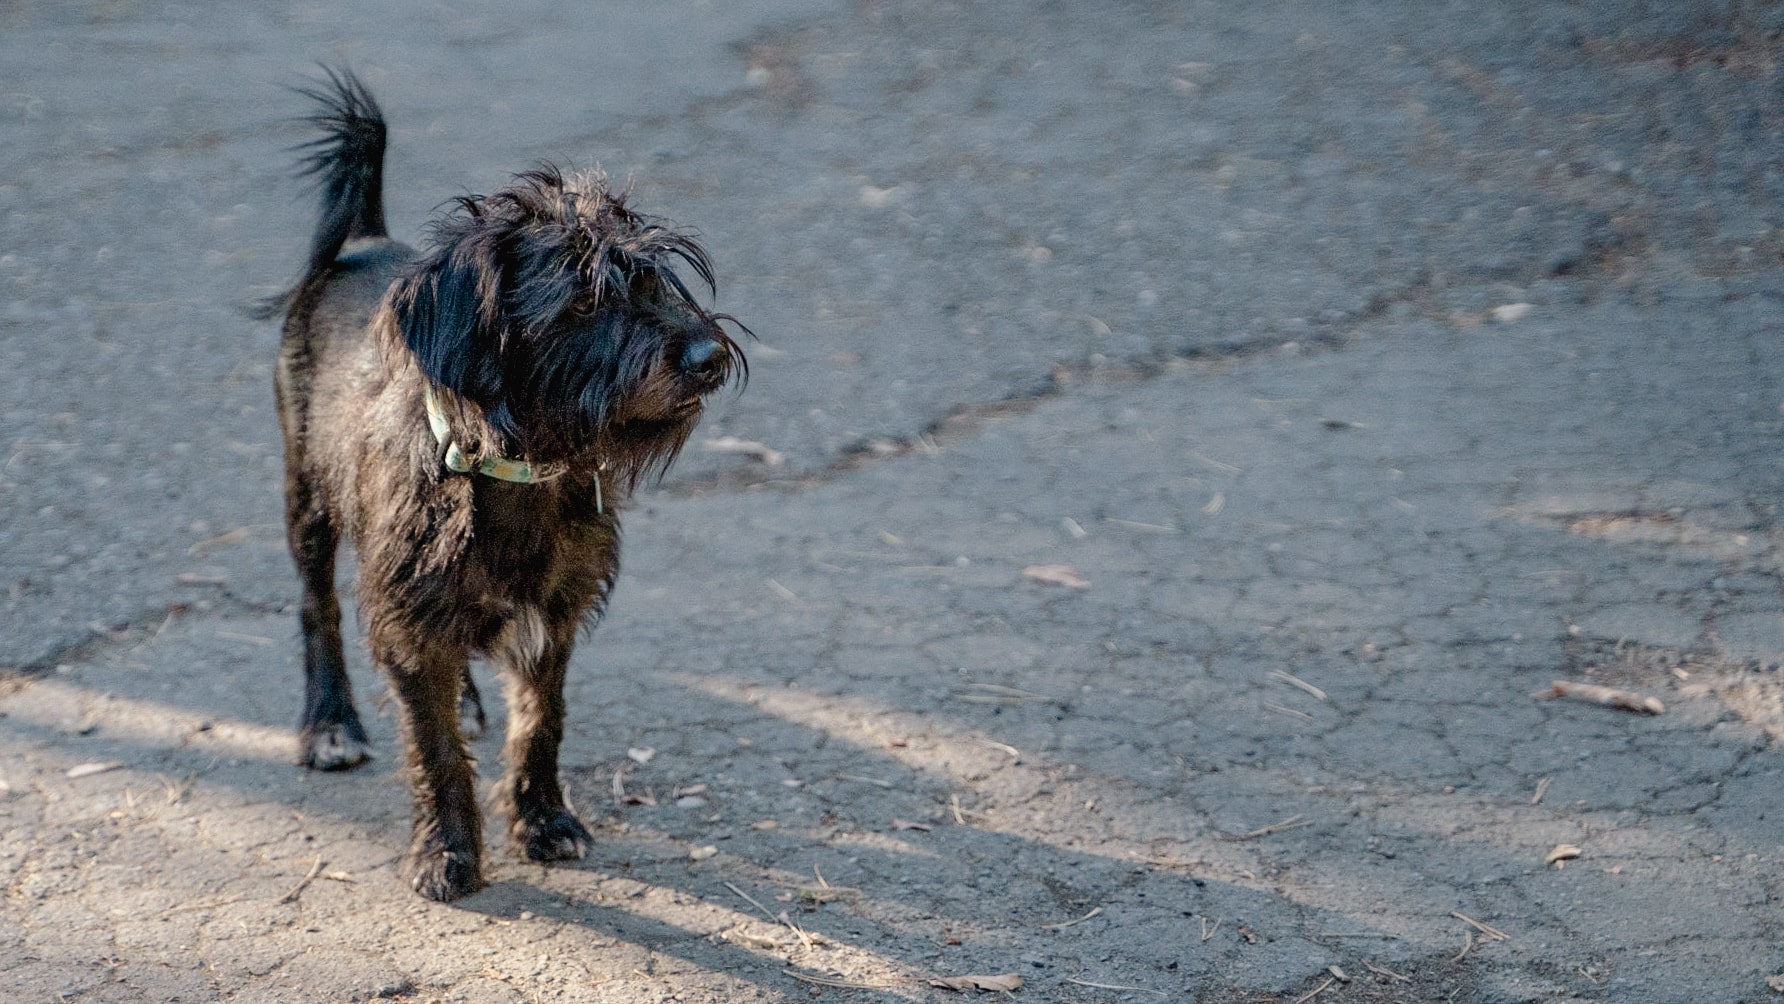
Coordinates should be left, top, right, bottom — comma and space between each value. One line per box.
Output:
724, 881, 780, 924
277, 858, 326, 904
1261, 701, 1315, 721
958, 683, 1056, 704
1103, 518, 1179, 534
778, 910, 817, 950
1292, 976, 1337, 1004
1041, 907, 1102, 931
1066, 976, 1164, 996
1450, 911, 1509, 940
727, 882, 816, 949
1362, 960, 1409, 982
1269, 671, 1328, 701
782, 970, 894, 990
1237, 814, 1312, 840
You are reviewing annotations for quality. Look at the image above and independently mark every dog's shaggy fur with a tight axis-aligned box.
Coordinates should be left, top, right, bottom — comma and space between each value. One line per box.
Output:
260, 71, 744, 900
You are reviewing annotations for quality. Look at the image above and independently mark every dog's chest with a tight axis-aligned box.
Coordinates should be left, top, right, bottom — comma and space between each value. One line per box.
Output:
463, 482, 617, 611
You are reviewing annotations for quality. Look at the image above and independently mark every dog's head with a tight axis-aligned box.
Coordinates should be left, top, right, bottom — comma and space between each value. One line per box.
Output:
388, 166, 746, 485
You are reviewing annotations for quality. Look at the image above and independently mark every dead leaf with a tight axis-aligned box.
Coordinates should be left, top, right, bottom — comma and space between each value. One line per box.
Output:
1022, 564, 1089, 589
1545, 844, 1582, 867
66, 762, 122, 779
795, 884, 863, 904
187, 527, 250, 555
929, 973, 1023, 992
689, 845, 718, 861
1536, 680, 1664, 715
612, 765, 656, 805
1767, 973, 1784, 993
627, 747, 656, 764
723, 928, 783, 950
890, 818, 932, 832
1490, 302, 1533, 324
702, 436, 787, 466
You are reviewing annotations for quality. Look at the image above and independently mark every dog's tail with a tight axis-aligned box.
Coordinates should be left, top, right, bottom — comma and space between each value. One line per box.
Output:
253, 68, 388, 320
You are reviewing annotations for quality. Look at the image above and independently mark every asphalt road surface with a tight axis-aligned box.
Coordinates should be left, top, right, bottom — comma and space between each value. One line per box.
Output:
3, 2, 1784, 1001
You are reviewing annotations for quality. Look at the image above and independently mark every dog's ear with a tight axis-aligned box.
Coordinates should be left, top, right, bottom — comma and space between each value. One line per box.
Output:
391, 242, 507, 406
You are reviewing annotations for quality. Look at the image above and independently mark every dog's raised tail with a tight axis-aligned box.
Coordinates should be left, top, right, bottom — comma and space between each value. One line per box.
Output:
254, 68, 388, 319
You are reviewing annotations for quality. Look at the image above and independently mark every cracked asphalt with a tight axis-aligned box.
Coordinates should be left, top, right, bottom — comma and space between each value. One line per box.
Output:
4, 1, 1784, 1001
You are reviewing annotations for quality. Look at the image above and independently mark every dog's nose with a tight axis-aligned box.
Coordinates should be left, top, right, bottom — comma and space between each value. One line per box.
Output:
680, 338, 727, 384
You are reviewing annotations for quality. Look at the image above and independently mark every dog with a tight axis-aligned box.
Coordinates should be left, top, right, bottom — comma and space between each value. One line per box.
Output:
258, 70, 745, 901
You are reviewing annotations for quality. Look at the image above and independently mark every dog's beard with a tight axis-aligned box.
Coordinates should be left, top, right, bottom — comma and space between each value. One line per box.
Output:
596, 413, 700, 489
506, 314, 716, 485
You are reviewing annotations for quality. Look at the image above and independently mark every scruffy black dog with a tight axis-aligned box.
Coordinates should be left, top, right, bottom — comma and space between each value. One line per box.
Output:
259, 71, 744, 901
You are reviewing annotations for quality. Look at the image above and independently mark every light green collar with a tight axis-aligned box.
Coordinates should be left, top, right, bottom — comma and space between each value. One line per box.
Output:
424, 386, 602, 511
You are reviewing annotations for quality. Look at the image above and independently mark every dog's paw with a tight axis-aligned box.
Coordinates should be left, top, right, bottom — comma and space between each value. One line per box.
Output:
516, 809, 592, 862
458, 692, 488, 741
299, 724, 372, 771
404, 847, 482, 902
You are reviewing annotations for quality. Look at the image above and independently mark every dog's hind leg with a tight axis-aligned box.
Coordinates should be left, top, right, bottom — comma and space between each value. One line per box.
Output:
284, 474, 372, 771
381, 639, 484, 901
492, 608, 592, 862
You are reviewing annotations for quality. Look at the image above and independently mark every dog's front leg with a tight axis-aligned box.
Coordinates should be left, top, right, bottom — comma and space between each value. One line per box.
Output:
381, 640, 484, 901
492, 611, 591, 862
